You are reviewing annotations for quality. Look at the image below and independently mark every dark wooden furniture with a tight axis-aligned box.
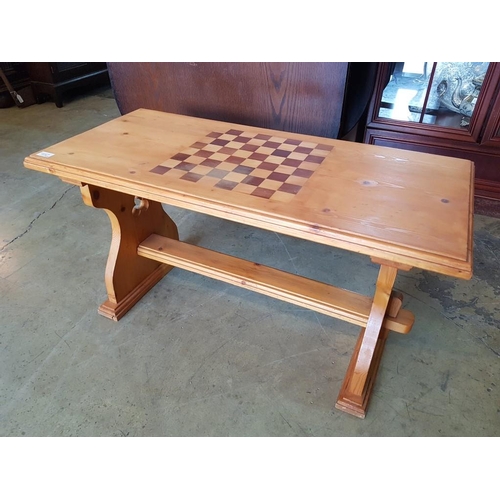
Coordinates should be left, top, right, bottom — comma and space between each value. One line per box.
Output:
107, 62, 378, 140
364, 62, 500, 200
25, 62, 110, 108
0, 63, 31, 108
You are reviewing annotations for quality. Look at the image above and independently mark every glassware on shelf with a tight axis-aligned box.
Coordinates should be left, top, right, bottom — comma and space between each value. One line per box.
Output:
377, 62, 490, 129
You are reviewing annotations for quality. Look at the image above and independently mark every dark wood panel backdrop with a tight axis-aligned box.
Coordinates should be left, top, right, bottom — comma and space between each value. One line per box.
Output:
107, 62, 374, 139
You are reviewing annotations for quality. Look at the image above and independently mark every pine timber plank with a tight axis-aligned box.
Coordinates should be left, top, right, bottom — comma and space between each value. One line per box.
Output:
138, 234, 414, 334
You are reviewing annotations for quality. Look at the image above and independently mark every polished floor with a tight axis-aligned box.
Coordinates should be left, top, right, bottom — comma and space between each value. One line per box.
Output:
1, 87, 499, 436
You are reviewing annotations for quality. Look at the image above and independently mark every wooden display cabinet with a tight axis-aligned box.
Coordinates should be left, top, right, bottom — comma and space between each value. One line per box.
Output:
364, 62, 500, 200
25, 62, 109, 108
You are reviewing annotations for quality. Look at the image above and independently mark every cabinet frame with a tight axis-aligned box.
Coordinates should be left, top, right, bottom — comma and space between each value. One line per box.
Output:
364, 62, 500, 200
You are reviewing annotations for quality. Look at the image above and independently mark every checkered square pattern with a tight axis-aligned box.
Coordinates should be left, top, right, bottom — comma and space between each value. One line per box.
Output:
150, 129, 334, 202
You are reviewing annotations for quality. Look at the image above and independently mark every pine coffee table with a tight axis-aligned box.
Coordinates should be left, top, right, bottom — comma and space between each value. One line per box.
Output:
24, 109, 474, 418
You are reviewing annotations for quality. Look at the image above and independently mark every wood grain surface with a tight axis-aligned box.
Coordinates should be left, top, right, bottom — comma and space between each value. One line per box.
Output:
24, 108, 474, 279
107, 62, 349, 138
138, 234, 414, 334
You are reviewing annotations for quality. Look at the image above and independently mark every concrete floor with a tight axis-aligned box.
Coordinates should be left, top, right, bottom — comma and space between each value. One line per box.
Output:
1, 87, 499, 437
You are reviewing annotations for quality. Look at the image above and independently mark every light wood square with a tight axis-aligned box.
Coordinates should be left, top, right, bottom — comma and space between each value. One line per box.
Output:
274, 165, 296, 175
211, 153, 230, 161
226, 141, 245, 149
191, 165, 213, 176
204, 143, 222, 152
219, 134, 238, 141
217, 162, 238, 172
279, 143, 298, 152
300, 162, 321, 171
198, 176, 220, 188
264, 155, 284, 165
164, 169, 185, 179
287, 175, 308, 186
251, 169, 272, 178
312, 148, 330, 157
233, 149, 253, 158
288, 152, 308, 161
240, 159, 262, 168
269, 136, 287, 143
259, 179, 283, 191
186, 155, 206, 165
224, 172, 247, 183
232, 183, 256, 194
183, 147, 200, 156
270, 191, 295, 203
161, 159, 180, 168
255, 147, 275, 156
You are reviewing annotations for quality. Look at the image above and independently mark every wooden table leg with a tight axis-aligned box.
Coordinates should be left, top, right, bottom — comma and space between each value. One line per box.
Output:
81, 184, 179, 321
335, 264, 400, 418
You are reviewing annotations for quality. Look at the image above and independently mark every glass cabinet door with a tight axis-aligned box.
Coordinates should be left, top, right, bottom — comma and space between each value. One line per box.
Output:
377, 62, 490, 130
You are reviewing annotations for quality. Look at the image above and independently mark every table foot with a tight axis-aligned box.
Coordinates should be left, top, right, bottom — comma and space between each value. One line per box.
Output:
81, 185, 179, 321
335, 327, 389, 418
335, 265, 399, 418
97, 263, 172, 321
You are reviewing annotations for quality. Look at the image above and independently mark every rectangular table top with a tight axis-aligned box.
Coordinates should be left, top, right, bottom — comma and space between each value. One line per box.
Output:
24, 108, 474, 279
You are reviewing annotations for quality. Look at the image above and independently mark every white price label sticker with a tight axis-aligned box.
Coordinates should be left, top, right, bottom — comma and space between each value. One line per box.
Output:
36, 151, 55, 158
